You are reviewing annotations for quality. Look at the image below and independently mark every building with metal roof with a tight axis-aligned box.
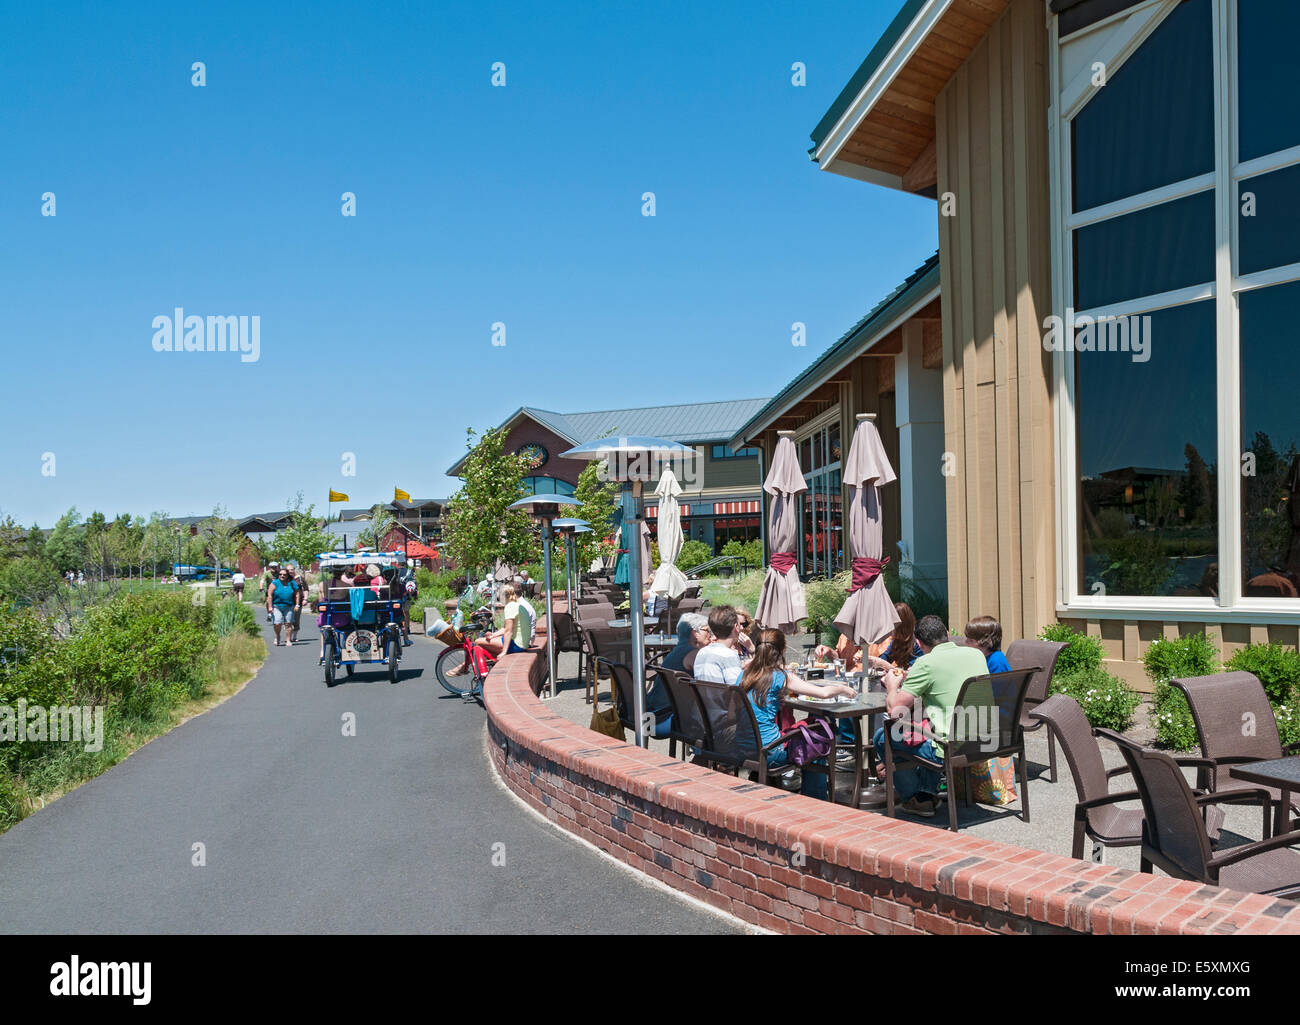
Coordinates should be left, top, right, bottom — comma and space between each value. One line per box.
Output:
448, 399, 771, 554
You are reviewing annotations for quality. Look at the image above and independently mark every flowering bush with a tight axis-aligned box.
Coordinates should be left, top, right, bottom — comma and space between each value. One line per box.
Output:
1038, 622, 1104, 679
1143, 634, 1219, 751
1052, 667, 1140, 731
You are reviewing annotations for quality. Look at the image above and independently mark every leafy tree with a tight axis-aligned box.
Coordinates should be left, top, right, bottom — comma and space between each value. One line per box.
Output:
0, 557, 62, 607
270, 494, 333, 571
442, 427, 537, 579
199, 507, 242, 585
357, 504, 396, 551
44, 509, 85, 575
570, 459, 620, 574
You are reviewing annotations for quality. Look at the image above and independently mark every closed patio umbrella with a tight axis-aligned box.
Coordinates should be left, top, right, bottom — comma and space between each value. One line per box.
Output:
834, 416, 901, 646
648, 469, 687, 600
755, 435, 808, 633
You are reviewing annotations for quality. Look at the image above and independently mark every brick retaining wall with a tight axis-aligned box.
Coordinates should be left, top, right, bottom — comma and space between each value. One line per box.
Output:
484, 651, 1300, 935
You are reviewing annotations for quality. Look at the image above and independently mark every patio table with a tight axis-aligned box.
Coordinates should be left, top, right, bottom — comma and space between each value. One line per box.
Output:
607, 616, 661, 629
783, 691, 888, 807
1229, 757, 1300, 834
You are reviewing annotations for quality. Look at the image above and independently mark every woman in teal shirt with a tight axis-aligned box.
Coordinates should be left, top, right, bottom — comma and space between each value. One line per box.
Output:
266, 568, 299, 647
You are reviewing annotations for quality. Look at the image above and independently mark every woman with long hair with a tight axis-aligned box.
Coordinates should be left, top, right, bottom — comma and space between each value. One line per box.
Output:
740, 628, 855, 800
868, 602, 923, 672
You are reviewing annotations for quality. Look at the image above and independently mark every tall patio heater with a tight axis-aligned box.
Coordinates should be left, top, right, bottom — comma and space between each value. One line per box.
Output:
551, 518, 591, 612
560, 436, 694, 748
507, 494, 581, 700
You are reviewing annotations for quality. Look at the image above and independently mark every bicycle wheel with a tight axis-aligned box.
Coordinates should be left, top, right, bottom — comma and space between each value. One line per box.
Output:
387, 637, 400, 684
324, 638, 337, 687
435, 645, 473, 696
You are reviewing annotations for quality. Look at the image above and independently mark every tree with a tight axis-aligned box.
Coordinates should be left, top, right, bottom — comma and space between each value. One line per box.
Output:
357, 504, 396, 551
570, 459, 620, 574
44, 509, 85, 575
270, 494, 333, 572
442, 427, 537, 578
199, 506, 242, 586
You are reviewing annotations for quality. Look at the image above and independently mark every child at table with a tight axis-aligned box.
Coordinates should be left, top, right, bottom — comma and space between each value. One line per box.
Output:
741, 628, 856, 800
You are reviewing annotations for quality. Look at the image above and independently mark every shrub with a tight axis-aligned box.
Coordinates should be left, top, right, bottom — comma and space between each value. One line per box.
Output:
1274, 700, 1300, 749
1051, 666, 1141, 732
214, 599, 258, 638
721, 539, 764, 570
1142, 632, 1219, 685
677, 540, 711, 573
1224, 643, 1300, 706
1143, 633, 1219, 750
803, 573, 851, 646
1038, 623, 1104, 678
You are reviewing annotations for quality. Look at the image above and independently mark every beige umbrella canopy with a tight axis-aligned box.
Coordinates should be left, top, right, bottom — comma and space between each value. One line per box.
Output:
755, 435, 808, 633
649, 469, 688, 599
834, 417, 901, 646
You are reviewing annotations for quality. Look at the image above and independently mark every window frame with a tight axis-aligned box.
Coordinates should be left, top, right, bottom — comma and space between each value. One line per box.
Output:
1049, 0, 1300, 622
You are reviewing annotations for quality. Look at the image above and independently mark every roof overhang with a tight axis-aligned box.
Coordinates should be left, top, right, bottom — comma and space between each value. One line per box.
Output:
730, 271, 941, 450
810, 0, 1009, 195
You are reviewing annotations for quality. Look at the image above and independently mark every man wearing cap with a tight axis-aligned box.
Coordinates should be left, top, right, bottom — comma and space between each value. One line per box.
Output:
262, 561, 280, 600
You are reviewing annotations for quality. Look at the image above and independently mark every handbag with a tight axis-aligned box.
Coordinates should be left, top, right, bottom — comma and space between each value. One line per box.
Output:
895, 715, 933, 748
589, 688, 625, 741
782, 716, 835, 767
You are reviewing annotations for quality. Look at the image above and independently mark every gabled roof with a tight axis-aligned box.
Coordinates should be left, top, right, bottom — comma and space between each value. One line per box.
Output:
447, 398, 771, 476
730, 252, 940, 449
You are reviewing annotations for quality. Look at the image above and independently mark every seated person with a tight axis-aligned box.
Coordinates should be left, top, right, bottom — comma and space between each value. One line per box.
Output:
662, 613, 711, 674
815, 602, 920, 673
692, 605, 745, 685
475, 583, 536, 659
741, 628, 855, 800
964, 614, 1009, 673
872, 614, 989, 818
734, 607, 756, 658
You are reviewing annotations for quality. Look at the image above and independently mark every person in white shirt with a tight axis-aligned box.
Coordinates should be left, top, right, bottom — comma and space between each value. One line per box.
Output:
692, 605, 745, 686
231, 571, 246, 600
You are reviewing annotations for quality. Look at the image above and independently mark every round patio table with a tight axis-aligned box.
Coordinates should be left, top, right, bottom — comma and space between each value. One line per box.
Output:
782, 691, 889, 807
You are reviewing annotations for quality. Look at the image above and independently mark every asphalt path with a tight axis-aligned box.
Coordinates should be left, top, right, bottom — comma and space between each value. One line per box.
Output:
0, 613, 738, 934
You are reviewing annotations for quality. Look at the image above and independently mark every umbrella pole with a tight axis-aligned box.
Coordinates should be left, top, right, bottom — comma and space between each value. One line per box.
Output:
543, 521, 558, 699
627, 482, 647, 748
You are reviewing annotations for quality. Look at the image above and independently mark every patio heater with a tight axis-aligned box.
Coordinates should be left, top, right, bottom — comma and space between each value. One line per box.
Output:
507, 493, 581, 700
551, 518, 591, 611
560, 436, 694, 748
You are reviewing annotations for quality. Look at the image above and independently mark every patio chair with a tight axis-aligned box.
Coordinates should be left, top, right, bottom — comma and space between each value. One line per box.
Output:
1100, 729, 1300, 896
1030, 694, 1224, 861
1173, 672, 1300, 831
580, 627, 634, 704
600, 659, 673, 740
646, 665, 709, 759
1006, 639, 1068, 781
884, 668, 1037, 831
549, 611, 586, 686
690, 677, 831, 791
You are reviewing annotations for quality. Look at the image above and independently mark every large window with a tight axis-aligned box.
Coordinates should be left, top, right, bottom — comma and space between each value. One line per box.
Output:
1058, 0, 1300, 607
797, 421, 843, 578
522, 476, 575, 497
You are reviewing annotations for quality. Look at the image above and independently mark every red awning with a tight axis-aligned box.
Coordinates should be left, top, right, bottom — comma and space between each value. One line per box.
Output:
404, 539, 439, 559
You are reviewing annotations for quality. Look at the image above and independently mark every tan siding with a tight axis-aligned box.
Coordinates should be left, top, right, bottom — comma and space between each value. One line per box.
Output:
936, 0, 1052, 640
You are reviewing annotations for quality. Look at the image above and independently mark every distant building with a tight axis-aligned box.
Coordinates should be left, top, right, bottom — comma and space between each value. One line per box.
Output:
447, 400, 770, 554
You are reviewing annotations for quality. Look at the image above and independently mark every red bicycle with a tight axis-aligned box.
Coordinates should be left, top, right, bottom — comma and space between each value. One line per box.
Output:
434, 609, 497, 698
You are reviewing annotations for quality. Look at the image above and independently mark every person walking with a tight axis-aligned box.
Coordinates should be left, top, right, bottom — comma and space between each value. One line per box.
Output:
261, 562, 279, 600
290, 570, 307, 643
266, 567, 297, 647
231, 570, 245, 601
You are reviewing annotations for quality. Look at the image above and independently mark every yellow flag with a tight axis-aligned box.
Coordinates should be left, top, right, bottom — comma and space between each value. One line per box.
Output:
394, 487, 411, 502
329, 489, 349, 502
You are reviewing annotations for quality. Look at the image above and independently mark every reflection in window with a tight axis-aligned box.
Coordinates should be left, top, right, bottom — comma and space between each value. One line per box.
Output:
1238, 0, 1300, 163
1238, 162, 1300, 277
1076, 302, 1219, 596
1071, 0, 1213, 213
798, 424, 844, 578
1073, 190, 1215, 310
1240, 281, 1300, 598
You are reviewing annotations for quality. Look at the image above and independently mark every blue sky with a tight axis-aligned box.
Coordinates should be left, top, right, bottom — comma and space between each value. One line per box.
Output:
0, 0, 937, 527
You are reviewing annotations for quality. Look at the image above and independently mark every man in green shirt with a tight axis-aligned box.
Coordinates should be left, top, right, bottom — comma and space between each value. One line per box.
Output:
873, 615, 990, 818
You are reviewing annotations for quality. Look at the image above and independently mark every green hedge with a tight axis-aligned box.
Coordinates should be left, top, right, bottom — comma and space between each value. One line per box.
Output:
1143, 634, 1219, 751
1037, 623, 1104, 678
1051, 666, 1141, 732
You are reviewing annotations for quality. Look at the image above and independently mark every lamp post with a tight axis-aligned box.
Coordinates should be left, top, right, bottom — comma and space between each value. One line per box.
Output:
551, 518, 591, 611
560, 436, 694, 748
507, 494, 581, 700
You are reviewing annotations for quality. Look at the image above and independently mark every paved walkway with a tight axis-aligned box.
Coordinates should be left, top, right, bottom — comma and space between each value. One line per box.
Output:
0, 617, 738, 934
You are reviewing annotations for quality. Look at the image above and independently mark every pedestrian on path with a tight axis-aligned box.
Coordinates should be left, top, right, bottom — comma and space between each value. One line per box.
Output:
267, 568, 297, 646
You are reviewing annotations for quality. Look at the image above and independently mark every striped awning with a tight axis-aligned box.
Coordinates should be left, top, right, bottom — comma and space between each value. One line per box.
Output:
646, 504, 690, 518
714, 500, 760, 515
